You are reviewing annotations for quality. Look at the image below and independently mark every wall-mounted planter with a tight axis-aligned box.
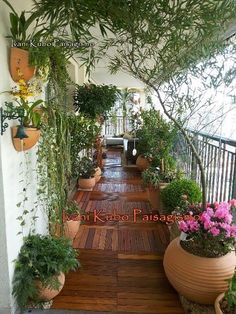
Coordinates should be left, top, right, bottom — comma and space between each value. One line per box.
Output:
11, 127, 40, 151
10, 47, 35, 82
64, 220, 81, 241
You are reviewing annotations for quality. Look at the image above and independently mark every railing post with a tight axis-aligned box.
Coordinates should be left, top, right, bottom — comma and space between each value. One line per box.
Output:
191, 133, 198, 181
232, 151, 236, 199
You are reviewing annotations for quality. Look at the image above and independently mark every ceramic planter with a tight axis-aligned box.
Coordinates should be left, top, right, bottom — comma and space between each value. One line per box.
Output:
78, 177, 96, 190
136, 155, 151, 171
10, 47, 35, 82
95, 167, 102, 183
214, 293, 224, 314
163, 237, 236, 304
64, 220, 81, 241
11, 127, 40, 151
36, 272, 65, 301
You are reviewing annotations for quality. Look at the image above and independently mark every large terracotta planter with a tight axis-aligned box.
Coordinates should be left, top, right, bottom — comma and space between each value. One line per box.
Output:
163, 237, 236, 304
78, 177, 96, 190
147, 182, 169, 212
214, 293, 224, 314
37, 272, 65, 301
136, 155, 151, 171
11, 127, 40, 151
95, 167, 102, 183
10, 47, 35, 82
64, 220, 81, 241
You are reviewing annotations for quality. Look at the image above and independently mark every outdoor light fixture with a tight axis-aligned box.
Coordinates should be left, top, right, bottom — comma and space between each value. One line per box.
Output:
0, 102, 26, 138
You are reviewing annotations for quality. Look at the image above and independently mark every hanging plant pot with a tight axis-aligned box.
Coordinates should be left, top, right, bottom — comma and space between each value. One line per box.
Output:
136, 155, 151, 171
11, 127, 40, 151
64, 220, 81, 241
10, 47, 35, 82
95, 167, 102, 183
78, 177, 96, 190
163, 237, 236, 304
36, 272, 65, 301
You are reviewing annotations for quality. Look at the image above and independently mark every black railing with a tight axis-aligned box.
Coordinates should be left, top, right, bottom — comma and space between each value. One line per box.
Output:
173, 130, 236, 202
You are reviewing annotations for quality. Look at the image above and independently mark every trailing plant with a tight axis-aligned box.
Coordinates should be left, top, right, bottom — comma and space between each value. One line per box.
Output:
73, 83, 118, 119
75, 156, 96, 179
12, 234, 79, 312
161, 178, 202, 212
37, 101, 71, 235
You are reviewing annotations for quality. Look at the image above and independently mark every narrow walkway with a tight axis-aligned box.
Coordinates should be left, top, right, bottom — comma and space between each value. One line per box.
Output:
52, 149, 184, 314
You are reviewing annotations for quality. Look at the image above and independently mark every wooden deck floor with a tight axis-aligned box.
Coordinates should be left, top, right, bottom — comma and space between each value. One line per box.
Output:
52, 149, 184, 314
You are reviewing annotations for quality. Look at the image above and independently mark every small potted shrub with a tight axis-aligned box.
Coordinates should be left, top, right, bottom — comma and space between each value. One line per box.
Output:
76, 156, 96, 190
63, 201, 82, 241
142, 167, 161, 210
215, 269, 236, 314
161, 178, 202, 213
12, 234, 79, 312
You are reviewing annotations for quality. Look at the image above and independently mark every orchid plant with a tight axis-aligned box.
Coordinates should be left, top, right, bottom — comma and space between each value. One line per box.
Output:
179, 200, 236, 257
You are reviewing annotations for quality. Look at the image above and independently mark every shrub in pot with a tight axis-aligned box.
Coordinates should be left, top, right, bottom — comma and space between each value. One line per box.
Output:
75, 156, 96, 189
142, 166, 161, 210
161, 178, 202, 213
63, 201, 82, 241
164, 201, 236, 304
12, 234, 79, 312
215, 268, 236, 314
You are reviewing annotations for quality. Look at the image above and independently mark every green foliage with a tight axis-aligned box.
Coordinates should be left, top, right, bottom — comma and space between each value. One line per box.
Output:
37, 102, 72, 232
225, 269, 236, 312
64, 200, 81, 217
18, 98, 44, 128
136, 109, 176, 166
142, 167, 160, 188
12, 234, 79, 312
68, 113, 100, 177
74, 156, 96, 179
161, 178, 202, 211
73, 83, 118, 119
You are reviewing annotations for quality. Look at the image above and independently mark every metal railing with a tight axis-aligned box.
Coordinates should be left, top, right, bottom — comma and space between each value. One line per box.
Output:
173, 130, 236, 202
104, 115, 133, 136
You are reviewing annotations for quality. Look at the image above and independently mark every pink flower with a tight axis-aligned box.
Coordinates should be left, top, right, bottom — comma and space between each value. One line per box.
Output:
204, 220, 213, 230
179, 221, 188, 232
230, 226, 236, 237
209, 227, 220, 236
214, 202, 219, 208
188, 220, 200, 232
230, 199, 236, 207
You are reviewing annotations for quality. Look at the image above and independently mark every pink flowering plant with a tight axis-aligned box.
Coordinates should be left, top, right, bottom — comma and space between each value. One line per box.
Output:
179, 200, 236, 257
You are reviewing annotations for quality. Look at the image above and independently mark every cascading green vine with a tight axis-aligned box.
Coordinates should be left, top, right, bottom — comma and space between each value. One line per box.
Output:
37, 101, 72, 235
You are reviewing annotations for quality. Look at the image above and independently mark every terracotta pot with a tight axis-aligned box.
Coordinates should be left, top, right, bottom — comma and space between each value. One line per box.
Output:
95, 167, 102, 183
10, 47, 35, 82
64, 220, 81, 241
147, 182, 169, 212
11, 127, 40, 151
78, 177, 96, 190
37, 272, 65, 301
214, 293, 224, 314
163, 237, 236, 304
136, 155, 151, 171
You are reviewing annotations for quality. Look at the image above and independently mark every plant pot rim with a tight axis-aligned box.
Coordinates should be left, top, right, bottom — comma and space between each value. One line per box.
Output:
174, 237, 234, 260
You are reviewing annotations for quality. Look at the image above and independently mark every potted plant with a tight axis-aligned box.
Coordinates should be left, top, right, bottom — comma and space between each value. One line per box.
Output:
73, 83, 118, 120
76, 156, 96, 190
2, 0, 46, 81
163, 201, 236, 305
215, 269, 236, 314
161, 178, 202, 214
63, 201, 82, 241
12, 234, 79, 312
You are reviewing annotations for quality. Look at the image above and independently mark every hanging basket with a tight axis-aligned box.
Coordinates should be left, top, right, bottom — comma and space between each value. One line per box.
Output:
10, 47, 35, 82
11, 127, 40, 151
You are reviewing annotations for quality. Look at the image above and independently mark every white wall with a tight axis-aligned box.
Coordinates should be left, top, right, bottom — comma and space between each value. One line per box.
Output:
0, 1, 48, 313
